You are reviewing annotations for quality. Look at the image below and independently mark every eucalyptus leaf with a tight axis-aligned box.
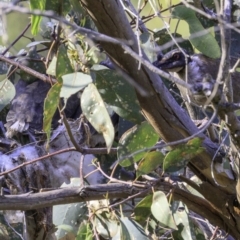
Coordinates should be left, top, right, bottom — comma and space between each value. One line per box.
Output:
134, 194, 153, 224
93, 64, 142, 124
46, 56, 57, 76
119, 219, 131, 240
43, 44, 74, 145
57, 224, 75, 233
112, 217, 148, 240
172, 202, 193, 240
56, 45, 73, 79
172, 6, 220, 58
60, 72, 92, 98
76, 222, 93, 240
53, 179, 88, 239
43, 82, 61, 148
30, 0, 45, 35
81, 83, 114, 152
163, 138, 204, 173
136, 151, 164, 178
94, 212, 119, 239
118, 121, 159, 167
151, 191, 177, 230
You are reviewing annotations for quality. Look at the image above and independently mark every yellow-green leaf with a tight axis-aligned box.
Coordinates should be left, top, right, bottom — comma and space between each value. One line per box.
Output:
136, 151, 164, 178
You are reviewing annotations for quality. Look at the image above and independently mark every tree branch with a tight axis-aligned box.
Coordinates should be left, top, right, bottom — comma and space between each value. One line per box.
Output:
0, 181, 237, 237
79, 0, 235, 193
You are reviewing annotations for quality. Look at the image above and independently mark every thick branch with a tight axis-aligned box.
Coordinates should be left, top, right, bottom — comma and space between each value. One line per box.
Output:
0, 184, 148, 210
0, 182, 238, 237
79, 0, 235, 192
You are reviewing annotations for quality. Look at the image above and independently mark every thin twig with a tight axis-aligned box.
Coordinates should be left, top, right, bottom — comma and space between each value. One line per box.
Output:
109, 188, 150, 208
0, 3, 212, 91
111, 106, 218, 169
0, 54, 55, 84
0, 146, 117, 176
60, 108, 83, 152
2, 22, 31, 55
79, 154, 85, 186
0, 147, 76, 176
3, 215, 24, 240
95, 162, 146, 188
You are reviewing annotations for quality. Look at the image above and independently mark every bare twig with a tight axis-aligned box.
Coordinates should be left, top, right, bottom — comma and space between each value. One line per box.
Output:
0, 3, 192, 91
0, 146, 117, 176
111, 106, 218, 169
2, 22, 31, 55
79, 154, 85, 186
3, 215, 24, 240
0, 54, 55, 83
0, 147, 76, 176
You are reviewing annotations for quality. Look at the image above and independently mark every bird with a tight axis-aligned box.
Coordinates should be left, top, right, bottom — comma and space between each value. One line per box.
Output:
153, 48, 240, 107
5, 79, 51, 139
5, 78, 81, 141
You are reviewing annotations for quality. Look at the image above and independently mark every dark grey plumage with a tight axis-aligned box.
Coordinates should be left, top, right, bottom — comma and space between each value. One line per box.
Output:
153, 49, 240, 106
5, 79, 81, 139
5, 79, 51, 138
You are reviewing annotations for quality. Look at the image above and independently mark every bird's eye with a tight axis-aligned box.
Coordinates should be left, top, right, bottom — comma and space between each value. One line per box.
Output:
172, 53, 180, 60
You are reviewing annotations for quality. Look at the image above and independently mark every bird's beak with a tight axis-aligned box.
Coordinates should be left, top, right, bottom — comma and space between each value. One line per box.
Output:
152, 57, 170, 70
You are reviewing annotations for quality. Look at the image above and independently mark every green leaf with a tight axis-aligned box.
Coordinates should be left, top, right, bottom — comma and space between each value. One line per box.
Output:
134, 194, 153, 224
118, 121, 159, 167
151, 191, 177, 230
136, 151, 164, 178
54, 203, 86, 238
81, 83, 114, 152
56, 45, 73, 79
43, 45, 74, 146
0, 79, 15, 112
57, 224, 75, 233
46, 56, 57, 76
53, 179, 88, 239
30, 0, 46, 35
163, 138, 204, 173
94, 65, 142, 124
60, 72, 92, 98
112, 217, 148, 240
94, 212, 119, 239
172, 202, 193, 240
43, 82, 61, 148
172, 6, 220, 58
119, 219, 132, 240
76, 222, 93, 240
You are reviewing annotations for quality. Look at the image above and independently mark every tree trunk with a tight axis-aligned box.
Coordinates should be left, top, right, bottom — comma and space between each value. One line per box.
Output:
79, 0, 240, 238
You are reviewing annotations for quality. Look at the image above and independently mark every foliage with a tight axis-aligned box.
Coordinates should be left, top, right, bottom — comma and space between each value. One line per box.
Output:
0, 0, 239, 239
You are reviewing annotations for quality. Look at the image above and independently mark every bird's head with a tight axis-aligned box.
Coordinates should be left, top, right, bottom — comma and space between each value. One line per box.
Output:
153, 49, 192, 73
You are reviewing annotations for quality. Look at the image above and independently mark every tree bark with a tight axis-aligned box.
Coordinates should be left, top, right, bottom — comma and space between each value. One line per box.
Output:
79, 0, 240, 238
